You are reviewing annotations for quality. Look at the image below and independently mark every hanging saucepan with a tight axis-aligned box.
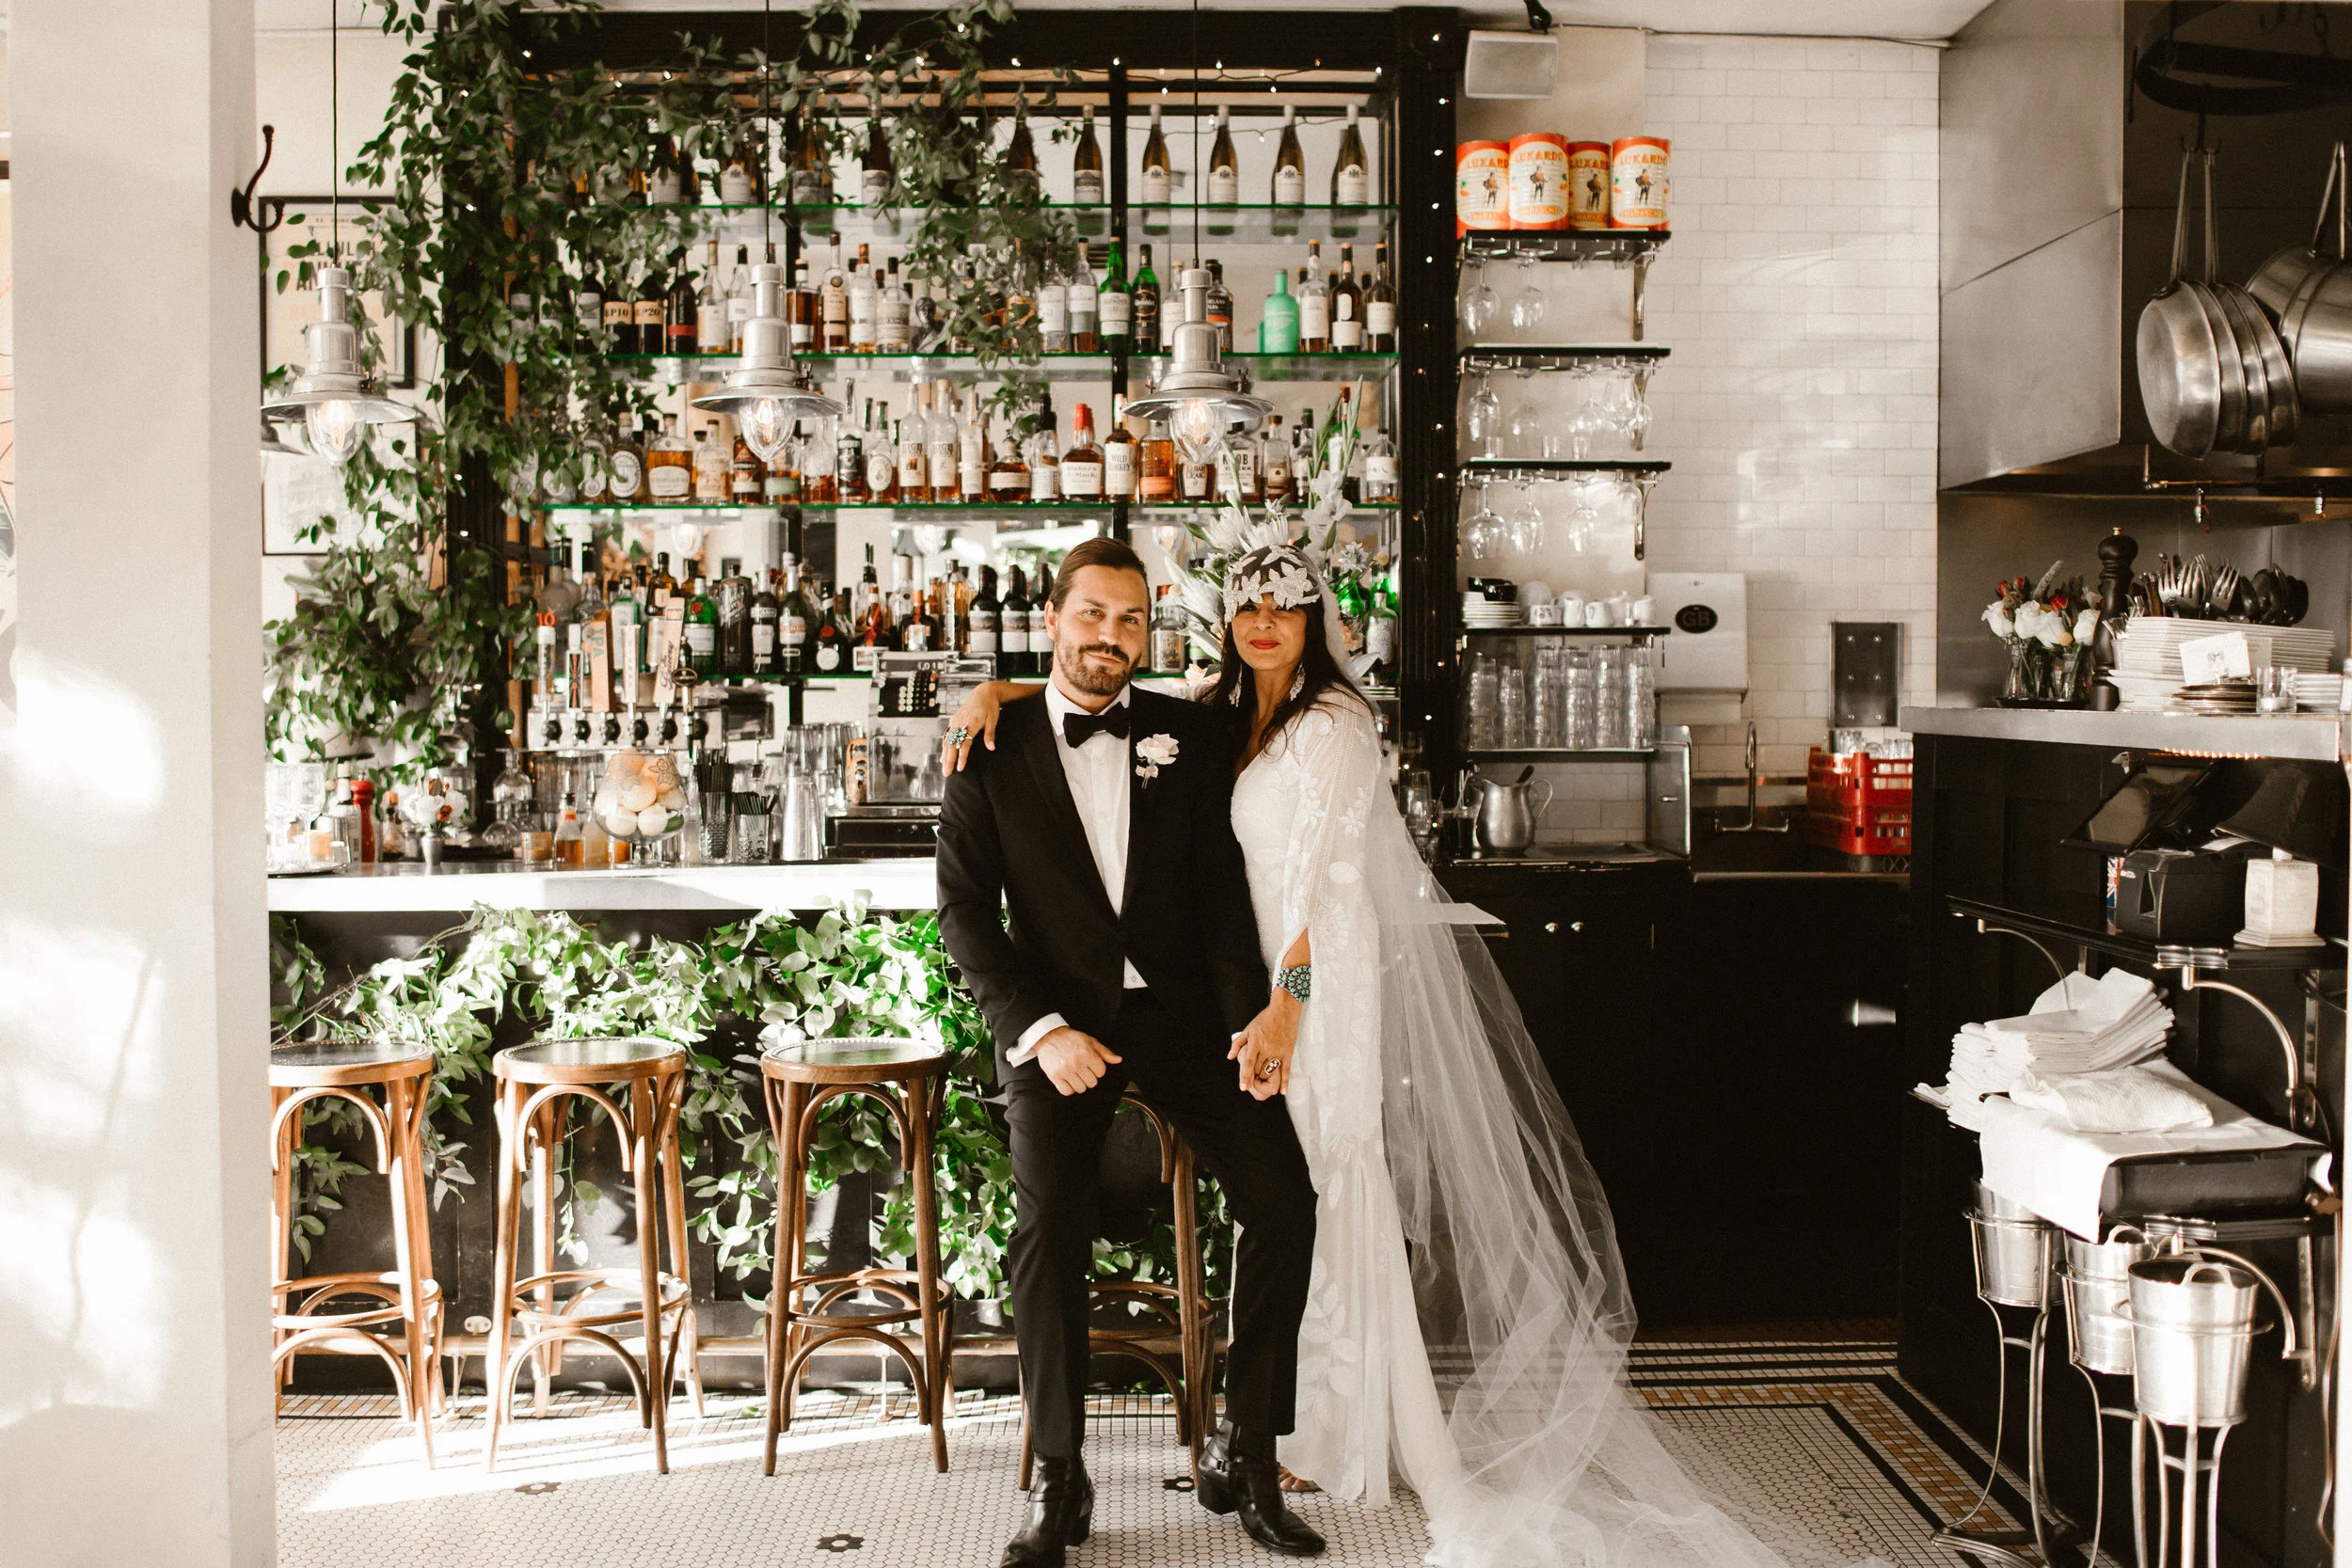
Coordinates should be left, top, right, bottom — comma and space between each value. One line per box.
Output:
2216, 280, 2297, 451
2277, 206, 2352, 416
2138, 149, 2234, 458
2249, 141, 2346, 320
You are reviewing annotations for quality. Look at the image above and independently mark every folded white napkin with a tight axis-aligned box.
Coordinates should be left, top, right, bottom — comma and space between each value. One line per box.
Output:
2009, 1064, 2216, 1133
1941, 968, 2174, 1126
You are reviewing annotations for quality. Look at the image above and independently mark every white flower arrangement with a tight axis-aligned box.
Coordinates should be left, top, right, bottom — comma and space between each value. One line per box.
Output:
1135, 732, 1180, 783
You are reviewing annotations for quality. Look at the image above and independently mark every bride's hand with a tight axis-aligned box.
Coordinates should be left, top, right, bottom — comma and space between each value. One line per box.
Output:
941, 682, 1018, 775
1229, 994, 1301, 1100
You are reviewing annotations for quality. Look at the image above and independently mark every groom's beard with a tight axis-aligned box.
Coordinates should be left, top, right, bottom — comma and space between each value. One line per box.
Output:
1057, 638, 1136, 698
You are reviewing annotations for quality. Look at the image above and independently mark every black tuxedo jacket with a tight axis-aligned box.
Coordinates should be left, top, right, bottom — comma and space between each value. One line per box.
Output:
935, 686, 1268, 1062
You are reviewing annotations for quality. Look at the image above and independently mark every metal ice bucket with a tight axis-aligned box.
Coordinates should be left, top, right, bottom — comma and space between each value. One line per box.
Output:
2059, 1226, 2153, 1375
1967, 1181, 2051, 1307
2122, 1252, 2296, 1427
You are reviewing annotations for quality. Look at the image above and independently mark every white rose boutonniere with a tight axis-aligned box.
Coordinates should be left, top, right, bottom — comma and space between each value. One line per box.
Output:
1136, 732, 1180, 784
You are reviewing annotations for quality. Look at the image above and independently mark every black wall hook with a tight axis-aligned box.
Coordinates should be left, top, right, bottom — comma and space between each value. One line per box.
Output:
1525, 0, 1553, 31
230, 124, 284, 233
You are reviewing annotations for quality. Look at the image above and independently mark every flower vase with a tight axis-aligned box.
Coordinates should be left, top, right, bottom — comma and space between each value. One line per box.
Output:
2046, 644, 2091, 706
2001, 640, 2042, 705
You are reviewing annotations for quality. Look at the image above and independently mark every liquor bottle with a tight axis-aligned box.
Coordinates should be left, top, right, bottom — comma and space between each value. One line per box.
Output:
1260, 414, 1291, 502
1333, 105, 1370, 205
912, 273, 944, 351
1038, 249, 1071, 354
849, 243, 879, 352
1204, 260, 1233, 353
573, 260, 606, 354
534, 536, 582, 622
1360, 420, 1399, 502
899, 583, 942, 652
1137, 414, 1176, 502
1295, 404, 1320, 502
665, 247, 699, 353
968, 564, 1002, 674
835, 386, 866, 502
1132, 245, 1161, 353
897, 399, 928, 502
1030, 567, 1057, 673
692, 425, 728, 502
751, 567, 781, 676
1104, 394, 1137, 499
861, 98, 893, 207
1365, 241, 1397, 353
609, 571, 644, 699
715, 557, 753, 677
947, 255, 977, 353
1139, 103, 1172, 205
1099, 240, 1132, 352
820, 234, 851, 353
646, 414, 693, 501
607, 415, 646, 502
576, 416, 611, 505
1324, 385, 1356, 483
987, 417, 1030, 500
650, 551, 679, 606
863, 399, 898, 503
1298, 243, 1330, 352
1179, 436, 1211, 502
855, 571, 894, 673
1006, 95, 1041, 197
877, 257, 913, 352
1027, 392, 1061, 502
632, 265, 666, 356
720, 137, 760, 204
601, 273, 634, 355
1271, 104, 1307, 205
1366, 560, 1398, 679
810, 582, 850, 674
781, 557, 814, 674
787, 258, 817, 351
648, 134, 688, 204
1206, 105, 1239, 204
789, 112, 831, 206
684, 577, 719, 678
697, 239, 730, 352
553, 783, 584, 866
1001, 565, 1034, 676
1072, 103, 1105, 205
730, 434, 763, 505
1060, 403, 1104, 499
1228, 414, 1262, 501
959, 389, 987, 501
1005, 242, 1038, 338
1262, 268, 1299, 353
1152, 584, 1187, 673
1068, 246, 1102, 354
801, 418, 837, 503
726, 244, 755, 352
925, 381, 958, 502
1330, 243, 1363, 353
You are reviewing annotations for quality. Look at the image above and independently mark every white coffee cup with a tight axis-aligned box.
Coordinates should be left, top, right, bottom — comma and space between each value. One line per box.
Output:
1584, 599, 1612, 627
1529, 602, 1564, 626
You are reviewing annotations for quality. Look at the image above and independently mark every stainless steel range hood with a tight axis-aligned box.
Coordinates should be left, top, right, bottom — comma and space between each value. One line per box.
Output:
1942, 0, 2352, 493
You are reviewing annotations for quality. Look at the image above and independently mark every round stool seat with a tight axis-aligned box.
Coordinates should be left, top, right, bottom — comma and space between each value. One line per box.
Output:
270, 1037, 433, 1087
497, 1036, 684, 1083
760, 1034, 945, 1084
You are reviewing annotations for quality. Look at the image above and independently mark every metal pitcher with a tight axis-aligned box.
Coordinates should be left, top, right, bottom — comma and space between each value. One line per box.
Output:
1468, 773, 1553, 853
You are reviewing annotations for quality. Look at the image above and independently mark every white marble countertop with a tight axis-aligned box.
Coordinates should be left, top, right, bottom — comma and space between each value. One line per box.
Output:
1900, 705, 2344, 761
267, 858, 939, 913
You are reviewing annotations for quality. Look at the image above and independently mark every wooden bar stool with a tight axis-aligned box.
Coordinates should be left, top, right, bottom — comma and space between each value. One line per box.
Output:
485, 1036, 704, 1473
758, 1036, 954, 1476
268, 1037, 445, 1466
1018, 1091, 1215, 1487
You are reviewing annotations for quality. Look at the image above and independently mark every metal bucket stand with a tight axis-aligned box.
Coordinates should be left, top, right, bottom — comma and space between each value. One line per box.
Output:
1938, 1204, 2073, 1568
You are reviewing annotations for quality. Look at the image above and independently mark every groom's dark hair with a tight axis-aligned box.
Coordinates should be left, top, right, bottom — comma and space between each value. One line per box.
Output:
1048, 536, 1149, 610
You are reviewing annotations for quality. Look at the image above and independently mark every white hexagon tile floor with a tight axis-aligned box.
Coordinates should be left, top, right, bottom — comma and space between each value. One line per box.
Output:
277, 1338, 2042, 1567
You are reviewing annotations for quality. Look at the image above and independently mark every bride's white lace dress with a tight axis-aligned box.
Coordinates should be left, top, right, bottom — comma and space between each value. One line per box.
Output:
1230, 697, 1858, 1568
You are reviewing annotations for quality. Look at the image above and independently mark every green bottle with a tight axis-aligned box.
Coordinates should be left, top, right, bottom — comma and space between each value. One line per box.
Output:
684, 576, 719, 678
1261, 270, 1299, 355
1132, 244, 1162, 353
1099, 241, 1132, 354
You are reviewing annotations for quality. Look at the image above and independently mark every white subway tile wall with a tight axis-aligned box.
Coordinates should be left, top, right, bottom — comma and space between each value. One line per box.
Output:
1515, 36, 1940, 844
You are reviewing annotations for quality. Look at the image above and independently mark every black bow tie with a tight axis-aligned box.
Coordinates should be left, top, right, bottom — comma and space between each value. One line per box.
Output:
1061, 705, 1132, 748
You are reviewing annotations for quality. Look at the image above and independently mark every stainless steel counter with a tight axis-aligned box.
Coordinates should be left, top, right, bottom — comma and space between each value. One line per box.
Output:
1900, 705, 2345, 761
266, 858, 938, 913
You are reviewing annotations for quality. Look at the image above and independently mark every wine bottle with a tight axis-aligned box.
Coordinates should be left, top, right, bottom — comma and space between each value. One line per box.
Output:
1333, 105, 1370, 205
1073, 103, 1104, 206
1006, 94, 1041, 198
1099, 240, 1132, 352
1365, 241, 1397, 353
1272, 104, 1306, 206
697, 238, 729, 352
751, 567, 781, 677
968, 564, 1003, 676
861, 95, 893, 207
1139, 103, 1172, 205
1330, 242, 1363, 353
1207, 106, 1239, 204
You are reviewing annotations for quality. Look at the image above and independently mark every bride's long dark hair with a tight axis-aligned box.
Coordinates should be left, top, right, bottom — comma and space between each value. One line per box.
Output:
1202, 594, 1367, 770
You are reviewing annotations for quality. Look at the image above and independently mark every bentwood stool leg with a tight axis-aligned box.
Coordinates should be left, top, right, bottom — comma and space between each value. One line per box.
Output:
382, 1071, 437, 1469
911, 1071, 949, 1473
1175, 1142, 1208, 1465
762, 1073, 799, 1476
485, 1074, 527, 1471
628, 1076, 671, 1470
270, 1085, 298, 1406
528, 1099, 560, 1417
658, 1108, 706, 1418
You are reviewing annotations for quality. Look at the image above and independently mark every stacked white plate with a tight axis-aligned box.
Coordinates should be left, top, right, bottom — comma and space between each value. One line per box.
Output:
2109, 617, 2335, 710
1463, 592, 1522, 628
2295, 671, 2344, 710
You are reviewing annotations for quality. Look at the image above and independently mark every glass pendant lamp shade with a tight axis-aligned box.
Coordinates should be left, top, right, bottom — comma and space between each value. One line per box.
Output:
260, 267, 428, 466
1122, 267, 1270, 462
691, 263, 842, 462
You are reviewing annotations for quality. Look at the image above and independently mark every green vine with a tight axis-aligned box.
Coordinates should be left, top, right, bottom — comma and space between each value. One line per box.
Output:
266, 0, 1080, 776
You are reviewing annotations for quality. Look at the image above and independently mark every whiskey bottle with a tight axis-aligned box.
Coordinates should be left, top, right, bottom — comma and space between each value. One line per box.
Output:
1205, 260, 1233, 353
692, 425, 728, 502
1060, 402, 1104, 500
863, 399, 898, 503
848, 243, 879, 352
646, 415, 693, 501
631, 265, 665, 356
1132, 245, 1161, 353
820, 233, 851, 353
665, 247, 699, 353
1027, 392, 1061, 502
876, 257, 912, 352
781, 557, 814, 674
1103, 395, 1137, 499
715, 557, 753, 677
730, 435, 763, 505
988, 418, 1031, 501
896, 399, 929, 502
1137, 415, 1176, 502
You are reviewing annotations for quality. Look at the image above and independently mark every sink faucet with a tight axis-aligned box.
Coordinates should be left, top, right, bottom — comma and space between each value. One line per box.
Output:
1719, 722, 1792, 834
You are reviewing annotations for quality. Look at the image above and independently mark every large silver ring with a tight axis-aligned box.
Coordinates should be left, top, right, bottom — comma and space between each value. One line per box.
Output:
948, 726, 971, 746
1259, 1059, 1280, 1080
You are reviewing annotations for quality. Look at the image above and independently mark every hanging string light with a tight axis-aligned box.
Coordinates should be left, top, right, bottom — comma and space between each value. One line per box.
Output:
691, 0, 844, 456
262, 0, 431, 465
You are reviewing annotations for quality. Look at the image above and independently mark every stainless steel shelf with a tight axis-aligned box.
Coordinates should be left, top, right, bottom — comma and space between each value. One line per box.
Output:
1455, 625, 1672, 638
1460, 230, 1669, 263
1458, 458, 1670, 480
1465, 747, 1657, 760
1460, 344, 1669, 372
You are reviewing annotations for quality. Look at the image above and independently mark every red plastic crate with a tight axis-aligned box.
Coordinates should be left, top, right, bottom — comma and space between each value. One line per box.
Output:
1805, 747, 1913, 811
1804, 807, 1912, 857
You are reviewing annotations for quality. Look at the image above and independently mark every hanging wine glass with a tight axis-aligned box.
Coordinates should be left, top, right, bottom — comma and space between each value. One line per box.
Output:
1565, 477, 1603, 552
1565, 363, 1605, 460
1465, 368, 1503, 456
1506, 366, 1547, 458
1621, 365, 1654, 454
1508, 253, 1546, 332
1511, 482, 1547, 553
1459, 255, 1500, 337
1464, 483, 1508, 561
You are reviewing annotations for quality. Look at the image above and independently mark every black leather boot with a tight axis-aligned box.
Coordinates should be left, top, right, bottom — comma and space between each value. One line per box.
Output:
1001, 1454, 1093, 1568
1196, 1422, 1327, 1557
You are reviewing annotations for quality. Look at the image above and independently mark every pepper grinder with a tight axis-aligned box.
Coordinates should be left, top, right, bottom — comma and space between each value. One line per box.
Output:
2092, 529, 2137, 708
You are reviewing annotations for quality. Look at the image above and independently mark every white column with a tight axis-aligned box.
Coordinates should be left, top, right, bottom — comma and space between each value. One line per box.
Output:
0, 2, 272, 1564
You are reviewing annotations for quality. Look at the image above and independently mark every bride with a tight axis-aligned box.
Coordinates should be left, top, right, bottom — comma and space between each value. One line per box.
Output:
946, 540, 1819, 1568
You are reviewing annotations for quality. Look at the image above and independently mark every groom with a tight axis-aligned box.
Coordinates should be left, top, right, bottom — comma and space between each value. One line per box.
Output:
937, 537, 1326, 1565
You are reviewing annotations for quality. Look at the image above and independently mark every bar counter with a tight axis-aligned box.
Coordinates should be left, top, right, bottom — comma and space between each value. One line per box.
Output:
266, 857, 939, 913
1901, 703, 2346, 760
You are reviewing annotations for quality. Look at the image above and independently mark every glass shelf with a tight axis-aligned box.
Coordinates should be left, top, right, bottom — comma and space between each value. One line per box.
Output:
1129, 202, 1397, 244
596, 350, 1395, 386
538, 499, 1401, 519
1456, 625, 1671, 638
603, 200, 1396, 247
1459, 230, 1669, 263
1459, 344, 1669, 372
1465, 747, 1656, 760
1458, 458, 1669, 481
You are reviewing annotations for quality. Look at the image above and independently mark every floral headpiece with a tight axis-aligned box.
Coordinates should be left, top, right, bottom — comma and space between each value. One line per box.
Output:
1221, 542, 1324, 624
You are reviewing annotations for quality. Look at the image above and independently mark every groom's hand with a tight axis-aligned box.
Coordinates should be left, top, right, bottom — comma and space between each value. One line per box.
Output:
1035, 1026, 1122, 1097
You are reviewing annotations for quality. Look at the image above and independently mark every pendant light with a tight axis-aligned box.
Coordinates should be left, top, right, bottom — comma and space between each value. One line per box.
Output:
260, 0, 429, 465
691, 0, 842, 456
1120, 0, 1270, 461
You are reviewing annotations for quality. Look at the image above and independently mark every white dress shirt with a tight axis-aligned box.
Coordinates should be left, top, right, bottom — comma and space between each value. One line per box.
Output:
1009, 682, 1146, 1065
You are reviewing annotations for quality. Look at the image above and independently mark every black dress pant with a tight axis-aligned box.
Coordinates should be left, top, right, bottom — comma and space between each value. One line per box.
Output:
1001, 990, 1318, 1461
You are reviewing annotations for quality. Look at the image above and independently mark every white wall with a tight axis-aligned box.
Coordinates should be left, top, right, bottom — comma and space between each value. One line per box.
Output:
0, 2, 274, 1564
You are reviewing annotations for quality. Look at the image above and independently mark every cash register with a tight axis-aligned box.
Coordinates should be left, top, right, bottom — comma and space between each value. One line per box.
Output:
828, 650, 997, 857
